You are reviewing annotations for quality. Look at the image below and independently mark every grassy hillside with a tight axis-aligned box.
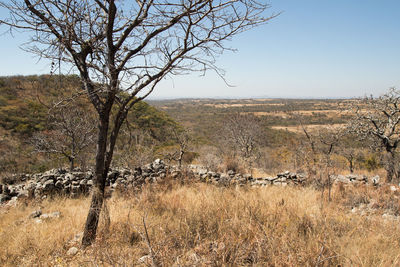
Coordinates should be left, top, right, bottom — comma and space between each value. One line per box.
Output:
0, 75, 82, 135
0, 75, 179, 174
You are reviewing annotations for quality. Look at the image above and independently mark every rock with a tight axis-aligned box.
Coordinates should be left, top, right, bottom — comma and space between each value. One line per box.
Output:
0, 194, 11, 203
6, 196, 18, 207
65, 173, 75, 181
3, 185, 10, 195
29, 209, 42, 218
372, 175, 380, 185
17, 190, 29, 198
67, 247, 79, 256
40, 211, 61, 219
69, 232, 83, 245
382, 213, 398, 221
55, 180, 63, 189
390, 185, 397, 192
187, 252, 200, 264
227, 170, 235, 176
171, 171, 180, 178
42, 180, 55, 191
134, 167, 142, 176
137, 255, 152, 265
26, 183, 36, 198
243, 174, 252, 180
71, 185, 81, 194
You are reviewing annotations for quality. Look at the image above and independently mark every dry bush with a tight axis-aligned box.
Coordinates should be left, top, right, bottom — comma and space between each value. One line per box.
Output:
1, 183, 400, 266
332, 183, 400, 215
222, 157, 246, 174
196, 146, 222, 172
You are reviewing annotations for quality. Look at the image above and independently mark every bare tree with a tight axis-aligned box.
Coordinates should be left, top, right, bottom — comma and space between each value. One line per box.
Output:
0, 0, 277, 246
336, 131, 363, 174
316, 127, 344, 201
32, 104, 96, 170
292, 106, 345, 200
349, 88, 400, 182
164, 127, 191, 169
222, 113, 262, 169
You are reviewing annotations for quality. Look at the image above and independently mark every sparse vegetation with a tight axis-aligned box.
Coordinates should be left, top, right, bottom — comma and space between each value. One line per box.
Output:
1, 182, 400, 266
1, 77, 400, 265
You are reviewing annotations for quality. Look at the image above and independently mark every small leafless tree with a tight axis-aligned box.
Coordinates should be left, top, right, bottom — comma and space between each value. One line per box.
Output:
32, 105, 96, 170
349, 88, 400, 182
164, 127, 191, 169
222, 113, 262, 169
293, 107, 345, 200
0, 0, 277, 246
316, 127, 344, 201
336, 131, 364, 174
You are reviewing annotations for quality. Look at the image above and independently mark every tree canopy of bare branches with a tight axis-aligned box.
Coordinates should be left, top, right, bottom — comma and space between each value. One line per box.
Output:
32, 104, 96, 170
222, 113, 262, 165
349, 88, 400, 182
0, 0, 277, 246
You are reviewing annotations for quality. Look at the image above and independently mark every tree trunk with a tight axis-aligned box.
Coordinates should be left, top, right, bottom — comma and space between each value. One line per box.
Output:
348, 157, 354, 174
81, 186, 105, 247
70, 157, 75, 171
82, 116, 109, 247
385, 151, 395, 183
178, 150, 184, 169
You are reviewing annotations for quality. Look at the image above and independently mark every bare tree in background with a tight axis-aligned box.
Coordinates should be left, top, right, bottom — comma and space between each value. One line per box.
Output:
293, 107, 345, 200
222, 113, 262, 169
164, 127, 191, 169
336, 131, 363, 174
316, 127, 344, 201
0, 0, 277, 246
349, 88, 400, 182
32, 105, 96, 170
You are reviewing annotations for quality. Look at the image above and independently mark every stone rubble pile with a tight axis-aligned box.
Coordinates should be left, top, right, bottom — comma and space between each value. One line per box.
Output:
0, 159, 381, 203
190, 167, 306, 187
330, 174, 380, 185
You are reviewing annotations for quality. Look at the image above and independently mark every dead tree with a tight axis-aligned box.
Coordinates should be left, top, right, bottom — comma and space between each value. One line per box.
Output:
222, 113, 262, 169
165, 127, 191, 169
316, 127, 344, 201
336, 132, 363, 174
32, 104, 96, 170
349, 88, 400, 182
0, 0, 277, 247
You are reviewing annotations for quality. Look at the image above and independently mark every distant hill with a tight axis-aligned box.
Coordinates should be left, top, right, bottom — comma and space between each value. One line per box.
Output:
0, 75, 178, 174
0, 75, 82, 135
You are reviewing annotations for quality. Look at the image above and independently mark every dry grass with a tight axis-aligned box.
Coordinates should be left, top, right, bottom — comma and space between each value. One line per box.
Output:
1, 181, 400, 266
271, 123, 347, 133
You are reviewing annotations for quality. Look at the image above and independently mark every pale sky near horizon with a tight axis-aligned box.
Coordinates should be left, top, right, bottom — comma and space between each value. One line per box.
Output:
0, 1, 399, 99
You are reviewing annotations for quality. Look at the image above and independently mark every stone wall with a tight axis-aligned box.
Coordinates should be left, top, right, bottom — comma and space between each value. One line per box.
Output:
0, 159, 380, 203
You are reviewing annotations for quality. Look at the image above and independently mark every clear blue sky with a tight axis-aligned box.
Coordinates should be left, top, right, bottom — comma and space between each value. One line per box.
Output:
1, 1, 400, 99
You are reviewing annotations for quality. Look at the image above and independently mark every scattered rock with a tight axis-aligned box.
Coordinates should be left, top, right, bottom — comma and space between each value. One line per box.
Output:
6, 197, 18, 207
69, 232, 83, 245
29, 209, 42, 218
40, 211, 61, 219
137, 255, 151, 265
67, 247, 79, 256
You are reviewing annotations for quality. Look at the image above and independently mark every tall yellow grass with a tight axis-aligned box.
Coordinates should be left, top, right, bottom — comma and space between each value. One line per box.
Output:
1, 181, 399, 266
